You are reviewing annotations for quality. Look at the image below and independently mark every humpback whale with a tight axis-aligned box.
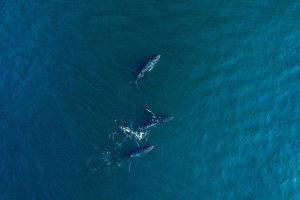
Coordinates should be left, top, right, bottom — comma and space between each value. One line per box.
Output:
101, 146, 154, 171
123, 145, 154, 159
139, 109, 174, 130
133, 55, 161, 86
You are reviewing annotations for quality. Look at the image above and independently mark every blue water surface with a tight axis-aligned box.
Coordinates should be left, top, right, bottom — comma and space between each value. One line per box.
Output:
1, 0, 300, 199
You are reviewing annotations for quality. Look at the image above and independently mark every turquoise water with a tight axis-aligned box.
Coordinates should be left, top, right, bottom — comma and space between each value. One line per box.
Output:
1, 0, 300, 199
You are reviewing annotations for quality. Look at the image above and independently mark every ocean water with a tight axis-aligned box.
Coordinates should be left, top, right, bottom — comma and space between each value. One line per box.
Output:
1, 0, 300, 199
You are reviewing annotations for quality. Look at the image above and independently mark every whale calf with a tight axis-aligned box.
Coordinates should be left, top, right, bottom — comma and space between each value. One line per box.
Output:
139, 109, 174, 130
133, 55, 161, 86
123, 145, 154, 159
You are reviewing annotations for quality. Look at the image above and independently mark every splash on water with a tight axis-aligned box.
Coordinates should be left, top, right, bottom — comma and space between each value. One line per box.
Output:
87, 118, 151, 172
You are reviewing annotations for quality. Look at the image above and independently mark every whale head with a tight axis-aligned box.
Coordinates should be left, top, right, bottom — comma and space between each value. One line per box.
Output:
154, 55, 161, 60
143, 145, 154, 154
162, 116, 175, 123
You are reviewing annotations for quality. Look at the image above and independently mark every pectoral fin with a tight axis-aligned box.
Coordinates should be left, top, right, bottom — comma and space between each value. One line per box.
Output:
128, 161, 131, 172
145, 109, 156, 118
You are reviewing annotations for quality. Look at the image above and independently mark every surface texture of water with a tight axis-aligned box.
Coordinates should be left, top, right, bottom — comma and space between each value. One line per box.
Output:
1, 0, 300, 199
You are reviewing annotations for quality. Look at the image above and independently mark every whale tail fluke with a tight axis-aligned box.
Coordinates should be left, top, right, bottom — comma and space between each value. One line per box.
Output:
129, 80, 140, 90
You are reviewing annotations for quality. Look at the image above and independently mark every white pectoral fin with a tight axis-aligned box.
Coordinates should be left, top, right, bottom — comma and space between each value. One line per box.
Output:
128, 160, 131, 172
145, 109, 156, 118
129, 80, 139, 88
134, 140, 140, 148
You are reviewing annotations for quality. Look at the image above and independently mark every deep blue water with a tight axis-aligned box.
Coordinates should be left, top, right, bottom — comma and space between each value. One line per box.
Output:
1, 0, 300, 199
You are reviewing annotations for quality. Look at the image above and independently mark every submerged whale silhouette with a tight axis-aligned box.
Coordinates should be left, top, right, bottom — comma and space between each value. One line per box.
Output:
123, 145, 154, 159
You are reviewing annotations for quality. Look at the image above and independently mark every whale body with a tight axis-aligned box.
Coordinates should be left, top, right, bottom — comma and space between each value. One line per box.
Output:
133, 55, 161, 85
123, 145, 154, 159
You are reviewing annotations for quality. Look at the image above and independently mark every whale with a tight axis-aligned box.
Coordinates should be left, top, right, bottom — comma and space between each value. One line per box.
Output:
139, 109, 174, 130
133, 55, 161, 86
99, 146, 154, 172
123, 145, 154, 159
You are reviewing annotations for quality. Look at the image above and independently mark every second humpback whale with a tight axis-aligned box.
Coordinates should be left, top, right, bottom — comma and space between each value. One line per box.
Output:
122, 145, 154, 171
101, 146, 154, 171
123, 145, 154, 159
133, 55, 161, 86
